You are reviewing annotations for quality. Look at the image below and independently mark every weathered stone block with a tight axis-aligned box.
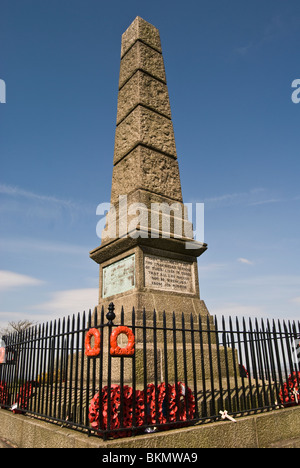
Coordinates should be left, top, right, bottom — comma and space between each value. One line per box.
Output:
114, 106, 177, 164
117, 71, 172, 124
119, 41, 166, 89
121, 16, 162, 58
111, 146, 182, 204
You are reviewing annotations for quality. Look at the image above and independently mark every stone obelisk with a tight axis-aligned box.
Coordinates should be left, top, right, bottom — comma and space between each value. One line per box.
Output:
90, 17, 209, 321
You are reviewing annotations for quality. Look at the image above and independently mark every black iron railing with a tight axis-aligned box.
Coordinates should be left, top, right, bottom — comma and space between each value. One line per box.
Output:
0, 304, 299, 439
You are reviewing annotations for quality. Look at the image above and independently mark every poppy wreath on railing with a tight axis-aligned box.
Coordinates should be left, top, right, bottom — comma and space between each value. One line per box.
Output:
12, 380, 39, 414
0, 381, 9, 408
84, 326, 135, 358
110, 326, 135, 357
88, 381, 195, 438
85, 328, 101, 357
279, 371, 300, 407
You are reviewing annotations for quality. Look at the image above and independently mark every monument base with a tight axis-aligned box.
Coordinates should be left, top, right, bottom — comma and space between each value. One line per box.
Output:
96, 292, 210, 325
90, 236, 208, 324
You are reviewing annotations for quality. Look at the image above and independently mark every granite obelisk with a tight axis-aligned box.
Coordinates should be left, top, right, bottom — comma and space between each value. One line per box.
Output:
90, 17, 209, 320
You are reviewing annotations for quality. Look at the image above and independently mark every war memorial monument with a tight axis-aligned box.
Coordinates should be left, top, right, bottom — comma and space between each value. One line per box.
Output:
90, 17, 210, 323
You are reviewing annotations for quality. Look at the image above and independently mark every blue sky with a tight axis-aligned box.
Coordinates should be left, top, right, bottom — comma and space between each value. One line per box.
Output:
0, 0, 299, 329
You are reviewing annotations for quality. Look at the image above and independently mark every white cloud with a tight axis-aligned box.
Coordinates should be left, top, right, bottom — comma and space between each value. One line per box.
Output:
0, 182, 94, 221
0, 288, 99, 330
237, 258, 254, 265
291, 297, 300, 304
0, 238, 88, 256
235, 43, 254, 56
203, 188, 265, 207
234, 15, 287, 57
203, 187, 299, 209
0, 270, 44, 291
0, 183, 75, 208
248, 199, 283, 206
35, 288, 99, 316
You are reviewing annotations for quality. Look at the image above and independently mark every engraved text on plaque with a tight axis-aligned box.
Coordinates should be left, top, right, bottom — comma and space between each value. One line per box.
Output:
103, 254, 135, 298
144, 255, 194, 294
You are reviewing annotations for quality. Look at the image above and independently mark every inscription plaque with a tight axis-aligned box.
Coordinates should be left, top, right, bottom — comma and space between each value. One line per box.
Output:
144, 255, 195, 294
102, 254, 135, 298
